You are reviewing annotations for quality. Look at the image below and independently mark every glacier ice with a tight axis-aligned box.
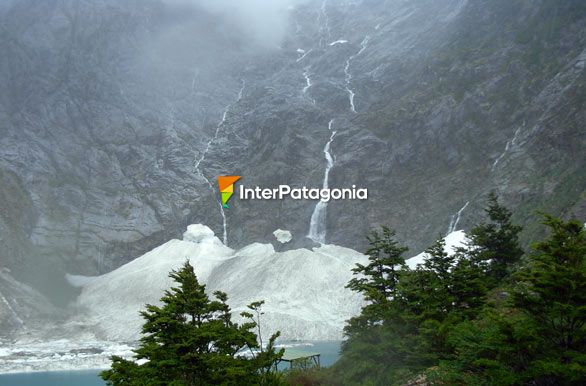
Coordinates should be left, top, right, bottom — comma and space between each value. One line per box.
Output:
0, 339, 134, 374
65, 228, 466, 346
273, 229, 293, 244
68, 225, 367, 342
70, 226, 234, 342
1, 227, 470, 373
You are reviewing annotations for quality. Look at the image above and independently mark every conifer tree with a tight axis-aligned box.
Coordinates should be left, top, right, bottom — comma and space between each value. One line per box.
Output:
398, 238, 457, 364
101, 261, 283, 386
511, 215, 586, 382
346, 226, 408, 305
434, 216, 586, 385
413, 238, 455, 318
339, 227, 417, 385
467, 192, 524, 282
401, 237, 485, 364
449, 253, 488, 318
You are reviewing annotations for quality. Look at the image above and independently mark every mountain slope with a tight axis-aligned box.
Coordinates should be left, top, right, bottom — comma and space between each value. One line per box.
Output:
0, 0, 584, 318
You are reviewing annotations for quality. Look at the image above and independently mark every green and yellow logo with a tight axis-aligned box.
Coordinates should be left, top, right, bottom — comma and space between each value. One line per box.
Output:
218, 176, 241, 208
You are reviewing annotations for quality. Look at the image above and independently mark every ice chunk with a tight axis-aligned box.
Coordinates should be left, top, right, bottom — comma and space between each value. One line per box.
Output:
183, 224, 216, 243
273, 229, 292, 244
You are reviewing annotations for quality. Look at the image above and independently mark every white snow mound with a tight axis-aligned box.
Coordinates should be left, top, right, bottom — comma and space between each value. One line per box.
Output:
70, 225, 367, 342
406, 230, 468, 269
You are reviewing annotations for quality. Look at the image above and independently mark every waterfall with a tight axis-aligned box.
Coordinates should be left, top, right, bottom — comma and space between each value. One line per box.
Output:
302, 66, 316, 104
194, 81, 245, 246
344, 35, 370, 113
447, 201, 469, 234
308, 119, 337, 243
491, 126, 522, 171
303, 66, 313, 94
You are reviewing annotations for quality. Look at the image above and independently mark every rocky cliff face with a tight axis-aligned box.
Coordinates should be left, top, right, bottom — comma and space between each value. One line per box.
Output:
0, 0, 585, 333
0, 0, 253, 300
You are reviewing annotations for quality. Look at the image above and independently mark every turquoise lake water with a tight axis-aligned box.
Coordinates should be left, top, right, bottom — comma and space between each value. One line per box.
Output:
0, 341, 341, 385
0, 370, 105, 386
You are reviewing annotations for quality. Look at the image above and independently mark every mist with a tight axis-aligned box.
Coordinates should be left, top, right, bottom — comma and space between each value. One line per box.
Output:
167, 0, 312, 48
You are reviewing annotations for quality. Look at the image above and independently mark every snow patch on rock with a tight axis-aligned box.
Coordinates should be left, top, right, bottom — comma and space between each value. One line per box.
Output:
406, 230, 468, 269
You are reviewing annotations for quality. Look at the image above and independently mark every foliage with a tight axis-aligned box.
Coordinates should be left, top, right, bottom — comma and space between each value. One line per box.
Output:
347, 226, 408, 305
100, 261, 283, 386
338, 227, 417, 385
467, 192, 524, 284
511, 216, 586, 383
281, 367, 334, 386
433, 215, 586, 385
99, 196, 586, 385
332, 194, 535, 385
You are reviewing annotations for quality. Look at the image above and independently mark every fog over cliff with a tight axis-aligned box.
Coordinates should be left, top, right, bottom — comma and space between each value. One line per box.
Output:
166, 0, 312, 47
0, 0, 585, 349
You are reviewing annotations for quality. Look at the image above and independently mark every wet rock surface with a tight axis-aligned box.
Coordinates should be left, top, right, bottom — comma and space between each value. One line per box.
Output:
0, 0, 585, 334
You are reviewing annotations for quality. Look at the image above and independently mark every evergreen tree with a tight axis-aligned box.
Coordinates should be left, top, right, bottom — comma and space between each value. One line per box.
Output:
346, 226, 408, 306
467, 192, 524, 283
399, 238, 459, 363
400, 237, 487, 365
343, 226, 410, 360
434, 215, 586, 385
338, 227, 417, 385
449, 253, 488, 318
406, 238, 455, 319
100, 261, 283, 386
336, 197, 523, 385
511, 215, 586, 383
